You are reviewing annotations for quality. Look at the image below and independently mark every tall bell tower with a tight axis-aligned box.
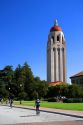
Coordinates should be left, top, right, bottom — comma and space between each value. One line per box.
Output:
47, 20, 66, 83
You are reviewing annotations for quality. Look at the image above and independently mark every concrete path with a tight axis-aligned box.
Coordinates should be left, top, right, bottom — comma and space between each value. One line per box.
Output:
0, 105, 83, 125
13, 105, 83, 118
10, 121, 83, 125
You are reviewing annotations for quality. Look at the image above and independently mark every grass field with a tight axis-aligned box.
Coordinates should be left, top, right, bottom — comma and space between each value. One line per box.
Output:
14, 101, 83, 111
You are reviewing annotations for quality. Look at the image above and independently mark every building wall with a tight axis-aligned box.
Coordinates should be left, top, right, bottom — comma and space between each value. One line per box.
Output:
71, 76, 83, 87
47, 30, 66, 83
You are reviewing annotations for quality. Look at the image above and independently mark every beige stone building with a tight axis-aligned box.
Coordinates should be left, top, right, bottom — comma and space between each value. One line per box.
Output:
70, 71, 83, 87
47, 20, 66, 84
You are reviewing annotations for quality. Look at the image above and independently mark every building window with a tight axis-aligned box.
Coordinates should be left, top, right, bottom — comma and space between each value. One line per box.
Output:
76, 79, 79, 84
51, 36, 54, 44
80, 78, 83, 84
62, 36, 64, 44
57, 48, 60, 55
72, 80, 75, 83
57, 35, 59, 42
53, 47, 55, 51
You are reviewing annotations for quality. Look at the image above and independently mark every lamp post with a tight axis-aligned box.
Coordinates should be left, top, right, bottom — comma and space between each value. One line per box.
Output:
9, 87, 10, 97
19, 84, 22, 104
8, 87, 11, 104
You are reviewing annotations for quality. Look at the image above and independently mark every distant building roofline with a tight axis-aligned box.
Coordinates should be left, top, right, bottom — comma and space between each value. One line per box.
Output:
70, 71, 83, 78
48, 81, 65, 86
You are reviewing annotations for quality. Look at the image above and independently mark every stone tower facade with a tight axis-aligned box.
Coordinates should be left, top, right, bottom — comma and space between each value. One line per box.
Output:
47, 20, 66, 83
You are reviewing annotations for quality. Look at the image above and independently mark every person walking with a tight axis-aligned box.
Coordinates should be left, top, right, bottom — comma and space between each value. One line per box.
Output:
8, 95, 13, 108
9, 99, 13, 108
35, 98, 40, 115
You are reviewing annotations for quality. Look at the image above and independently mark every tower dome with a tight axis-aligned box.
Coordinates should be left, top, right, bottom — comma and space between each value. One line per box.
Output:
50, 20, 62, 32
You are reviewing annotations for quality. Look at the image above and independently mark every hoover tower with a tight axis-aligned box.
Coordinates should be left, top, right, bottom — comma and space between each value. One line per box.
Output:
47, 20, 66, 83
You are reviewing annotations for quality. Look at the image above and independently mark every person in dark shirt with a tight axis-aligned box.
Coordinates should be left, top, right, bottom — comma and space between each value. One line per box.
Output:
35, 98, 40, 115
9, 94, 14, 108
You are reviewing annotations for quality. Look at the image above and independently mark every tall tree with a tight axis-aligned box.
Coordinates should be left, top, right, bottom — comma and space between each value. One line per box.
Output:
2, 65, 14, 84
21, 62, 34, 99
14, 64, 26, 99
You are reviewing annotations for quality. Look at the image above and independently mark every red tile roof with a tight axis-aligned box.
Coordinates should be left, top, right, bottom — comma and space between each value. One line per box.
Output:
49, 81, 65, 86
70, 71, 83, 78
50, 26, 62, 32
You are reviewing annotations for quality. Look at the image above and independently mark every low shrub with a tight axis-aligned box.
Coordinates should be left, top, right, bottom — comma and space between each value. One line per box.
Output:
47, 98, 57, 102
63, 98, 83, 103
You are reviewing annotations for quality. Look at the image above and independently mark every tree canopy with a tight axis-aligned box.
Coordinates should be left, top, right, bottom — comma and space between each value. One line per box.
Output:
0, 62, 83, 101
0, 62, 47, 100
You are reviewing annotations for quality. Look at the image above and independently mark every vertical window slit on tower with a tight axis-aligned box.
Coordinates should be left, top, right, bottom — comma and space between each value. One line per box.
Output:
53, 47, 55, 51
57, 35, 59, 41
52, 36, 54, 43
62, 36, 64, 44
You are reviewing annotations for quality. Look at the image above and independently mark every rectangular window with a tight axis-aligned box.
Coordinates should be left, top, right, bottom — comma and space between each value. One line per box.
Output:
80, 78, 83, 84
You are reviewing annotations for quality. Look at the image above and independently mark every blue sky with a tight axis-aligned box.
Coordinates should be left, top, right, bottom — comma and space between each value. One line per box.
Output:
0, 0, 83, 83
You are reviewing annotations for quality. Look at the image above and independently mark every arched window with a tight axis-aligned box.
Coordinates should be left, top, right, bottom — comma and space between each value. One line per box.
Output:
53, 47, 55, 51
57, 35, 59, 42
51, 36, 54, 44
57, 48, 60, 54
62, 36, 64, 44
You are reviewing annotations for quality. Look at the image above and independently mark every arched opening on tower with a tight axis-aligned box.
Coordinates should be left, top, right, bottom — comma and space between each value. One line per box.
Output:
62, 48, 65, 82
53, 47, 55, 51
58, 48, 60, 81
51, 36, 54, 44
62, 36, 64, 44
57, 35, 60, 42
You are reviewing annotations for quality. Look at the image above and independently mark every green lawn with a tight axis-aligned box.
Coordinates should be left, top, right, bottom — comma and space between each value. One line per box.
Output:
13, 101, 83, 111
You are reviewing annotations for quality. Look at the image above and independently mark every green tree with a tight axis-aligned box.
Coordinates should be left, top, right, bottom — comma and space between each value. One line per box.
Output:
1, 66, 14, 97
21, 62, 34, 99
2, 65, 14, 84
32, 79, 48, 99
68, 84, 82, 98
0, 80, 8, 98
14, 64, 26, 99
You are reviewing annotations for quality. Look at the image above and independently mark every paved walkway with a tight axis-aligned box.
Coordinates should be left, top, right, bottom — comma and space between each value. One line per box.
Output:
10, 121, 83, 125
1, 104, 83, 125
13, 104, 83, 118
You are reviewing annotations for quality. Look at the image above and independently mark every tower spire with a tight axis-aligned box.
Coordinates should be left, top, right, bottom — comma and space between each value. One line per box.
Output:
54, 20, 58, 26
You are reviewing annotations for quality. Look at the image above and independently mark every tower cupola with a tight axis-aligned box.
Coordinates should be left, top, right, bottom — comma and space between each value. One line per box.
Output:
50, 20, 62, 32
